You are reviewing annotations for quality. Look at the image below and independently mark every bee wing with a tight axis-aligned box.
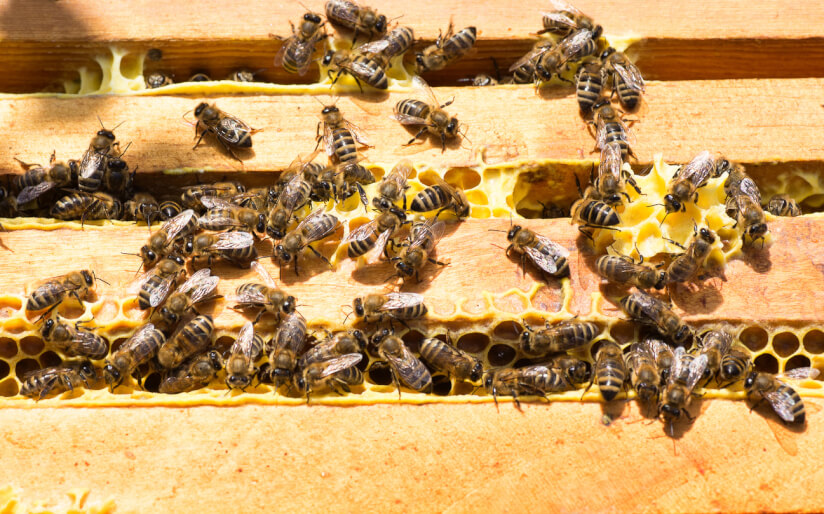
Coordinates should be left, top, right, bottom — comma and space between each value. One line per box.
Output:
764, 390, 799, 423
233, 321, 256, 359
408, 220, 445, 252
328, 4, 360, 25
523, 246, 559, 275
782, 367, 821, 381
323, 124, 336, 157
735, 177, 763, 204
16, 182, 56, 205
272, 36, 293, 67
381, 292, 425, 311
533, 234, 570, 259
344, 219, 380, 243
411, 75, 440, 107
559, 29, 594, 59
429, 174, 464, 203
342, 120, 372, 147
685, 354, 708, 391
681, 151, 714, 187
80, 151, 106, 178
366, 228, 393, 264
216, 116, 252, 145
199, 196, 235, 210
612, 61, 646, 93
669, 346, 686, 384
319, 353, 363, 378
162, 209, 196, 242
390, 111, 428, 126
550, 0, 584, 16
72, 331, 105, 357
302, 214, 339, 244
275, 312, 307, 352
509, 44, 550, 72
187, 276, 220, 304
384, 345, 422, 383
232, 284, 268, 305
599, 141, 623, 181
541, 11, 578, 30
149, 276, 176, 307
210, 231, 255, 250
251, 260, 278, 289
129, 323, 161, 350
357, 39, 391, 55
177, 268, 212, 294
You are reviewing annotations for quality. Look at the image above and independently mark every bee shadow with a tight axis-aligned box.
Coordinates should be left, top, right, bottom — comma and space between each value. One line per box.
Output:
741, 244, 772, 274
537, 85, 576, 101
194, 141, 256, 168
668, 279, 723, 315
394, 126, 466, 154
664, 396, 706, 440
747, 399, 807, 435
599, 397, 628, 425
350, 260, 399, 286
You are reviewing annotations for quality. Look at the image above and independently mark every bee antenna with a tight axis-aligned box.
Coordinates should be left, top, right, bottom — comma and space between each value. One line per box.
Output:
487, 229, 508, 233
93, 272, 111, 286
116, 141, 132, 157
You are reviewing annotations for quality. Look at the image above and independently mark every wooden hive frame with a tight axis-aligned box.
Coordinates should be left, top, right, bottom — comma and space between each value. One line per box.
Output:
1, 1, 824, 511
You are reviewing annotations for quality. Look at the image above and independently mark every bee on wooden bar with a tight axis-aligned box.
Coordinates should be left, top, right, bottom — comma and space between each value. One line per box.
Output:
273, 11, 327, 76
192, 102, 258, 161
41, 318, 108, 360
373, 159, 412, 211
745, 367, 819, 424
575, 60, 604, 112
265, 311, 308, 388
584, 340, 626, 401
322, 48, 388, 91
415, 22, 477, 73
595, 252, 666, 290
103, 323, 166, 389
130, 255, 187, 310
766, 194, 801, 217
232, 261, 296, 323
159, 350, 223, 394
26, 270, 98, 313
198, 196, 267, 237
344, 206, 406, 260
645, 336, 675, 384
274, 208, 339, 276
187, 231, 258, 268
392, 217, 446, 282
77, 120, 122, 193
593, 141, 641, 206
101, 155, 135, 199
719, 343, 752, 387
570, 176, 621, 239
13, 152, 74, 206
51, 191, 123, 225
358, 26, 415, 67
726, 177, 768, 247
325, 0, 387, 43
663, 150, 714, 214
484, 365, 573, 410
460, 73, 499, 87
181, 182, 246, 211
159, 200, 184, 221
600, 47, 645, 110
539, 0, 598, 37
502, 224, 569, 278
558, 26, 602, 62
317, 102, 372, 166
722, 162, 760, 209
659, 347, 708, 431
371, 328, 432, 396
21, 361, 97, 400
124, 192, 160, 227
664, 224, 716, 285
519, 320, 600, 357
227, 70, 259, 82
695, 327, 733, 383
510, 40, 554, 85
225, 322, 266, 391
352, 292, 428, 325
146, 71, 174, 89
620, 291, 692, 345
158, 314, 215, 369
392, 76, 464, 152
153, 268, 220, 329
298, 330, 367, 369
591, 99, 635, 160
409, 174, 470, 219
294, 354, 364, 400
139, 209, 198, 269
627, 339, 662, 404
420, 335, 484, 385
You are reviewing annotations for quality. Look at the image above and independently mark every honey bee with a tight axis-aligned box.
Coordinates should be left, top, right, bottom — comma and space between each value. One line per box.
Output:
298, 330, 367, 369
593, 141, 642, 205
663, 150, 714, 214
103, 323, 166, 388
409, 174, 470, 219
153, 268, 220, 329
595, 252, 666, 290
646, 336, 675, 383
591, 99, 635, 160
181, 181, 246, 211
548, 355, 591, 386
274, 208, 339, 275
159, 350, 223, 394
265, 311, 308, 388
419, 336, 484, 384
371, 329, 432, 396
0, 186, 16, 218
159, 200, 184, 220
139, 209, 198, 269
570, 177, 621, 238
664, 224, 716, 284
352, 292, 428, 325
510, 40, 554, 85
51, 191, 123, 225
519, 320, 600, 357
460, 73, 498, 87
415, 22, 477, 74
130, 254, 187, 310
146, 71, 174, 89
198, 196, 267, 236
539, 0, 598, 37
600, 47, 645, 110
392, 76, 464, 152
357, 26, 415, 67
232, 261, 296, 323
659, 347, 708, 430
627, 339, 662, 404
317, 103, 372, 165
225, 321, 266, 390
373, 159, 413, 211
101, 155, 135, 198
620, 292, 692, 345
192, 102, 257, 161
585, 340, 626, 401
189, 73, 212, 82
325, 0, 387, 43
273, 11, 327, 75
41, 318, 108, 360
26, 270, 97, 313
13, 152, 74, 206
575, 60, 604, 112
503, 224, 570, 278
391, 217, 446, 281
484, 365, 573, 409
695, 327, 733, 382
21, 361, 97, 400
719, 343, 752, 387
726, 178, 768, 247
124, 192, 160, 226
294, 354, 364, 400
745, 367, 819, 424
227, 70, 258, 82
188, 231, 258, 267
158, 314, 215, 369
77, 121, 121, 193
322, 48, 388, 91
344, 206, 407, 260
766, 194, 801, 217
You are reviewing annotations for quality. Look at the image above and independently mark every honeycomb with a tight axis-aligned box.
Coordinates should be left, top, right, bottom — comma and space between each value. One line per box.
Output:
0, 485, 115, 514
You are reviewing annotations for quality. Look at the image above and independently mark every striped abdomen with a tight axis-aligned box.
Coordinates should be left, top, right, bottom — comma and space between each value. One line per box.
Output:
331, 126, 359, 163
348, 55, 387, 89
548, 322, 600, 352
665, 253, 699, 283
777, 384, 806, 423
613, 74, 640, 110
410, 185, 450, 212
51, 193, 94, 219
382, 26, 414, 58
199, 208, 237, 231
325, 0, 359, 29
26, 282, 66, 311
159, 201, 183, 220
159, 315, 214, 368
395, 99, 430, 120
601, 122, 631, 159
595, 342, 626, 401
535, 241, 569, 277
576, 65, 603, 112
389, 303, 428, 320
443, 27, 477, 61
577, 199, 620, 226
138, 275, 170, 310
14, 168, 47, 190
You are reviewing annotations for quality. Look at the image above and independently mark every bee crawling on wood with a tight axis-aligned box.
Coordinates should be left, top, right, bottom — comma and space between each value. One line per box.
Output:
392, 76, 466, 152
192, 102, 260, 162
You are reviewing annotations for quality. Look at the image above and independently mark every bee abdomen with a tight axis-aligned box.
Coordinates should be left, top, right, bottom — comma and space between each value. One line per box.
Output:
665, 255, 697, 283
331, 127, 358, 163
396, 99, 430, 120
138, 275, 168, 310
550, 322, 600, 352
596, 357, 626, 402
394, 303, 428, 320
410, 185, 450, 212
576, 73, 603, 111
51, 194, 93, 219
443, 27, 477, 58
579, 199, 620, 226
351, 55, 388, 89
614, 76, 640, 110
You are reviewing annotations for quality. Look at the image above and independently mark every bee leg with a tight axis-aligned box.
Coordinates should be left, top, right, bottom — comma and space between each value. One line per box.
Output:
492, 388, 500, 413
354, 183, 368, 211
307, 246, 333, 269
192, 125, 209, 150
253, 309, 265, 325
427, 258, 446, 267
512, 391, 523, 412
404, 128, 428, 147
441, 133, 446, 153
577, 226, 595, 241
663, 238, 686, 250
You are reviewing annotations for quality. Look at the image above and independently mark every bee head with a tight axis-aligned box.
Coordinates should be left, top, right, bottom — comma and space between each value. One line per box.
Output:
304, 12, 321, 23
256, 214, 267, 234
446, 118, 460, 137
227, 374, 252, 390
592, 98, 611, 112
294, 375, 307, 393
353, 298, 364, 317
699, 228, 715, 243
415, 52, 425, 67
81, 270, 95, 286
275, 244, 290, 263
519, 330, 532, 344
507, 225, 521, 241
108, 157, 127, 171
659, 403, 680, 421
637, 384, 658, 403
207, 350, 223, 371
79, 361, 97, 380
97, 129, 116, 141
351, 330, 367, 350
663, 194, 681, 214
102, 364, 120, 385
653, 271, 667, 290
322, 50, 335, 67
483, 371, 495, 390
744, 371, 757, 390
194, 102, 208, 117
599, 47, 616, 60
375, 15, 387, 33
282, 296, 296, 314
394, 261, 413, 276
673, 325, 692, 345
469, 362, 484, 383
41, 319, 55, 338
591, 25, 603, 39
159, 307, 178, 326
370, 328, 391, 346
747, 223, 768, 238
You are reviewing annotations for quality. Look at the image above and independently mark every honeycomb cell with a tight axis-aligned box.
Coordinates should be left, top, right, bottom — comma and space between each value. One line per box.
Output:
347, 216, 370, 233
110, 337, 129, 353
492, 293, 528, 315
0, 378, 18, 397
784, 354, 811, 373
15, 358, 41, 380
493, 321, 522, 340
431, 375, 452, 396
19, 336, 44, 356
366, 361, 393, 386
488, 344, 516, 367
215, 336, 235, 354
740, 326, 768, 352
444, 167, 481, 190
122, 298, 146, 321
0, 338, 18, 359
754, 353, 779, 374
465, 190, 488, 206
401, 330, 425, 353
57, 302, 86, 320
772, 332, 800, 358
0, 360, 8, 379
0, 296, 22, 318
367, 166, 386, 181
143, 373, 161, 393
609, 321, 636, 345
803, 330, 824, 354
456, 333, 490, 354
452, 381, 475, 395
471, 206, 491, 219
91, 300, 120, 323
3, 318, 28, 334
39, 351, 62, 368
